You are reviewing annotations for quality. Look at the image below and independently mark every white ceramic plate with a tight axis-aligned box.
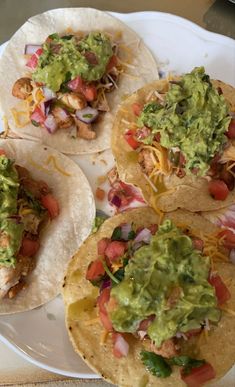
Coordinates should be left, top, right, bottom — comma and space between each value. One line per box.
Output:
0, 10, 235, 382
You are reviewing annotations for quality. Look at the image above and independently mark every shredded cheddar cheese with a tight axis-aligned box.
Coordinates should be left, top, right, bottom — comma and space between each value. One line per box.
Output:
2, 115, 9, 138
11, 108, 30, 128
219, 306, 235, 316
46, 155, 71, 176
27, 156, 52, 174
100, 330, 109, 345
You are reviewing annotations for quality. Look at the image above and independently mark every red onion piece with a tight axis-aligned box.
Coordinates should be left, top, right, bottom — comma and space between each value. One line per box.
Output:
134, 228, 152, 244
110, 195, 121, 208
75, 107, 98, 124
42, 87, 56, 101
44, 114, 58, 133
100, 278, 111, 293
24, 44, 42, 55
113, 334, 129, 357
120, 223, 132, 240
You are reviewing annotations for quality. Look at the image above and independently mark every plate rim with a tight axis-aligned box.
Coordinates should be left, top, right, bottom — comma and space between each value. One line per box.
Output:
0, 9, 234, 380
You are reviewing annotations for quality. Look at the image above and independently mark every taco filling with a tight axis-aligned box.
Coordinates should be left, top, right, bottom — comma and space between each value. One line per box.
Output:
85, 218, 232, 386
11, 31, 122, 140
122, 67, 235, 201
0, 149, 59, 299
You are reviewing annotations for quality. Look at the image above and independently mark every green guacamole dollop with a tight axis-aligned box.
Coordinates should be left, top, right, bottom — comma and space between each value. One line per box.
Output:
0, 155, 23, 267
138, 67, 231, 176
110, 220, 220, 347
33, 32, 113, 92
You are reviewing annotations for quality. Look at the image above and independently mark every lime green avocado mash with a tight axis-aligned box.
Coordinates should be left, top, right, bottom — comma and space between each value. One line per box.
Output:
138, 67, 231, 176
110, 220, 220, 347
0, 155, 23, 267
33, 32, 113, 92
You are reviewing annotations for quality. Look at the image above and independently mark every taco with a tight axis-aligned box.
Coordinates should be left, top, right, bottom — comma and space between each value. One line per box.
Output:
0, 8, 158, 154
63, 207, 235, 387
0, 138, 95, 314
112, 67, 235, 212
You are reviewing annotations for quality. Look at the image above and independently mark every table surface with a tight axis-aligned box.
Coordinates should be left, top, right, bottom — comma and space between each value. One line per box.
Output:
0, 0, 235, 386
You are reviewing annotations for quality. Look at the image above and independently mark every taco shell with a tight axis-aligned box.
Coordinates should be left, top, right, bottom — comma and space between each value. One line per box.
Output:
0, 8, 159, 154
62, 207, 235, 386
112, 79, 235, 212
0, 139, 95, 314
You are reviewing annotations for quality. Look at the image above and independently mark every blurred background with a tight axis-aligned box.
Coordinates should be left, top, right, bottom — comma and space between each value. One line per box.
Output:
0, 0, 235, 43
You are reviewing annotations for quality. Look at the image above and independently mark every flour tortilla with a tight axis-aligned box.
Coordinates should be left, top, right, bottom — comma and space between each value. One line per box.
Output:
0, 139, 95, 314
62, 207, 235, 386
112, 79, 235, 212
0, 8, 159, 154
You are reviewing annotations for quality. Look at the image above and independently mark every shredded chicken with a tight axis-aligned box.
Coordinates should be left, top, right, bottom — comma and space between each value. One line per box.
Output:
12, 77, 33, 100
21, 177, 50, 199
60, 92, 87, 110
51, 106, 74, 129
0, 256, 35, 299
138, 149, 155, 174
143, 338, 179, 359
75, 118, 96, 140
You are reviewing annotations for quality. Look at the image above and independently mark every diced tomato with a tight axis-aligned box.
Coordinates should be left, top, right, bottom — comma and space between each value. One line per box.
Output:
131, 103, 142, 116
112, 332, 129, 358
30, 106, 46, 126
98, 238, 111, 255
192, 238, 204, 251
67, 76, 83, 92
20, 237, 40, 257
84, 51, 98, 65
67, 76, 97, 101
82, 83, 97, 102
86, 258, 105, 281
26, 48, 43, 69
181, 363, 216, 387
148, 224, 158, 235
209, 274, 231, 305
208, 179, 229, 200
40, 194, 60, 219
124, 129, 141, 150
0, 149, 6, 156
106, 55, 118, 72
97, 287, 113, 331
105, 240, 127, 262
218, 229, 235, 249
226, 118, 235, 139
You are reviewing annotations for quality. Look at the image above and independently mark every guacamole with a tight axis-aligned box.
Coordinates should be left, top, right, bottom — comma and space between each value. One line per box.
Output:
0, 155, 23, 267
33, 32, 113, 92
138, 67, 231, 176
111, 220, 220, 347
